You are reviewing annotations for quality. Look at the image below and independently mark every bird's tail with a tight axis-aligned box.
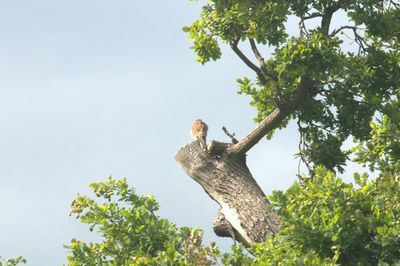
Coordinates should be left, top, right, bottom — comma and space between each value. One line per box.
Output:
196, 136, 207, 151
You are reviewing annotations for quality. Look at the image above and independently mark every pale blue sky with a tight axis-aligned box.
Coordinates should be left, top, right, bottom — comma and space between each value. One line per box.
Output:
0, 1, 357, 265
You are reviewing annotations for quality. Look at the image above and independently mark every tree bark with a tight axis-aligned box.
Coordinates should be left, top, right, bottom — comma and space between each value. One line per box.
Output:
175, 140, 279, 247
175, 75, 312, 246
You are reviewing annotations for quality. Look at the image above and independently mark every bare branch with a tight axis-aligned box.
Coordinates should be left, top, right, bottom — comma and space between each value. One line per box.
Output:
249, 39, 265, 68
229, 108, 284, 156
330, 25, 360, 36
299, 12, 322, 37
222, 126, 239, 144
390, 0, 400, 8
230, 37, 269, 85
249, 39, 278, 81
331, 25, 368, 54
229, 75, 312, 155
299, 19, 310, 38
248, 39, 281, 105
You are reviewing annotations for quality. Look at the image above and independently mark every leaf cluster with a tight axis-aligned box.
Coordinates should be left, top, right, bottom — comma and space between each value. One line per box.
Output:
353, 114, 400, 174
183, 0, 289, 63
185, 0, 400, 172
221, 166, 400, 265
265, 167, 400, 265
0, 257, 26, 266
64, 155, 400, 265
65, 177, 219, 266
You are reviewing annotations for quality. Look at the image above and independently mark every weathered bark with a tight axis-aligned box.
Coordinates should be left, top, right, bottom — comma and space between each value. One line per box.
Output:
175, 75, 312, 246
175, 140, 279, 247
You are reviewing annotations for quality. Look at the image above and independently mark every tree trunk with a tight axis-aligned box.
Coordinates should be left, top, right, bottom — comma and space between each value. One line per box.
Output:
175, 77, 311, 246
175, 140, 279, 247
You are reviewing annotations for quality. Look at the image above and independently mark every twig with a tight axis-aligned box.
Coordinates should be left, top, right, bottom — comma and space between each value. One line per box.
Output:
299, 19, 310, 38
297, 121, 311, 174
222, 126, 239, 144
330, 25, 361, 37
330, 25, 368, 54
390, 0, 400, 8
299, 12, 321, 37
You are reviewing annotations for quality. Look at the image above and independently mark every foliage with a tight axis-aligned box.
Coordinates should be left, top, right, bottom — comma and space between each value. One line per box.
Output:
222, 166, 400, 265
65, 119, 400, 264
221, 245, 254, 266
353, 115, 400, 174
65, 177, 219, 265
65, 1, 400, 265
220, 119, 400, 265
184, 0, 400, 172
0, 257, 26, 266
268, 167, 400, 265
65, 163, 400, 265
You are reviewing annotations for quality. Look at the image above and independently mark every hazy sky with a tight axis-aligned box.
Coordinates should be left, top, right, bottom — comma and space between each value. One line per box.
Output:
0, 1, 349, 265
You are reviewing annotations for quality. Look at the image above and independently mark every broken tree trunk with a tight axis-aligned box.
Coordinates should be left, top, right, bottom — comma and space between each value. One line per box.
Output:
175, 140, 279, 247
175, 75, 312, 246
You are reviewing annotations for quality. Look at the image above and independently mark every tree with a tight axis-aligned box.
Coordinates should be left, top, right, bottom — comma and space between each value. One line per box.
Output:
64, 165, 400, 264
65, 0, 400, 264
65, 118, 400, 264
230, 117, 400, 265
176, 0, 400, 247
65, 177, 219, 265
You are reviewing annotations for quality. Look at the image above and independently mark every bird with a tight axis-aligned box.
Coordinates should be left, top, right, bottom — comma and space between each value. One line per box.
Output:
191, 119, 208, 151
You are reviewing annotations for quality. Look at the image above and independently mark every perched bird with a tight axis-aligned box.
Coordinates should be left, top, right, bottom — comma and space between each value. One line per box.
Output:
191, 119, 208, 151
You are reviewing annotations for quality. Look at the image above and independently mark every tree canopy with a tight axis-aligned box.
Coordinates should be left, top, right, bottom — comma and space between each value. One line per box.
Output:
184, 0, 400, 172
64, 117, 400, 265
64, 167, 400, 265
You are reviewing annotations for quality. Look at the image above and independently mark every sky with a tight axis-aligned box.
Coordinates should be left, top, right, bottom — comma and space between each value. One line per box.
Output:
0, 1, 359, 265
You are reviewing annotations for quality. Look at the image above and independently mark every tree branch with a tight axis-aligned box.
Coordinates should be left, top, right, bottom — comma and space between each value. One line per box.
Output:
229, 74, 312, 155
330, 25, 368, 54
321, 8, 334, 35
321, 1, 343, 35
299, 12, 322, 37
230, 38, 269, 85
249, 39, 265, 67
330, 25, 360, 37
222, 126, 239, 144
249, 39, 278, 81
302, 12, 322, 21
390, 0, 400, 8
